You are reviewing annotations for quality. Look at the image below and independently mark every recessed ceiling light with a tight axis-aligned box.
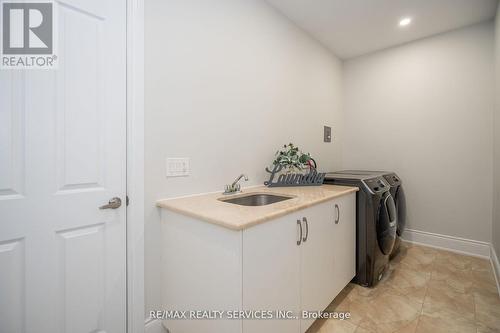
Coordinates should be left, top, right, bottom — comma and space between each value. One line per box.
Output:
399, 17, 412, 27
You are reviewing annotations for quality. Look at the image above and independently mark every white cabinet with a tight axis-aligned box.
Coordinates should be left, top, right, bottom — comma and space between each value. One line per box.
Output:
299, 202, 337, 332
160, 193, 356, 333
332, 193, 356, 297
242, 213, 301, 333
161, 211, 243, 333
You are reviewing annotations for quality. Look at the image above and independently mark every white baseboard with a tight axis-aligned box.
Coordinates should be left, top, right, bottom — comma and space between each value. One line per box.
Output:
401, 228, 490, 258
490, 245, 500, 296
145, 318, 167, 333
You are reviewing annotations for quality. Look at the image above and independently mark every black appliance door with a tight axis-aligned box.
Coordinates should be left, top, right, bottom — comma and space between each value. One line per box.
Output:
395, 186, 406, 236
377, 192, 397, 255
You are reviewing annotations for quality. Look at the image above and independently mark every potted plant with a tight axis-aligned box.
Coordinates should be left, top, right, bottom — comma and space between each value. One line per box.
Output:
271, 143, 315, 174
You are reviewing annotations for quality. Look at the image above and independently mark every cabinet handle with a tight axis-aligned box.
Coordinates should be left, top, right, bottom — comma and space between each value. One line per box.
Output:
297, 220, 302, 246
302, 217, 308, 242
335, 204, 340, 224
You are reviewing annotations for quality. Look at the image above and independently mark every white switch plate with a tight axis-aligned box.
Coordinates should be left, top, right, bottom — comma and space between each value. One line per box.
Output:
166, 158, 190, 177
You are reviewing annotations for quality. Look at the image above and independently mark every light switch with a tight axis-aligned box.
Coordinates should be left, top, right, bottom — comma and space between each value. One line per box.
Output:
166, 158, 190, 177
324, 126, 332, 143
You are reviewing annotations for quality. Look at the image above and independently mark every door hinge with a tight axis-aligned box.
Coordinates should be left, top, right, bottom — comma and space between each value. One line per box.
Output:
126, 195, 130, 206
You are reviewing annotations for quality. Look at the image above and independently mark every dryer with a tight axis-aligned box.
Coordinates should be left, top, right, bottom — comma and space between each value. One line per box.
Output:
336, 170, 406, 258
382, 173, 406, 258
324, 173, 397, 287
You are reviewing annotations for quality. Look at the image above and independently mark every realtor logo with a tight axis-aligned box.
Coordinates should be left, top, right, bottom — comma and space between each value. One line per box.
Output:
1, 0, 58, 69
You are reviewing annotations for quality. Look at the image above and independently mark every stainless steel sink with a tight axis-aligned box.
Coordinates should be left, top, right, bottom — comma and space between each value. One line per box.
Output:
220, 193, 293, 206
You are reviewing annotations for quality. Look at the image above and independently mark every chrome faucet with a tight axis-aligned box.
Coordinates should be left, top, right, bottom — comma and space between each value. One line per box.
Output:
224, 174, 249, 195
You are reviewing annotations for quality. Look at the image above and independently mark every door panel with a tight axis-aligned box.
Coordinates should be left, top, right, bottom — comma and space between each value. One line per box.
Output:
0, 0, 127, 332
0, 239, 25, 333
0, 72, 24, 199
56, 3, 105, 192
300, 201, 336, 332
332, 193, 356, 297
57, 224, 106, 333
243, 214, 301, 333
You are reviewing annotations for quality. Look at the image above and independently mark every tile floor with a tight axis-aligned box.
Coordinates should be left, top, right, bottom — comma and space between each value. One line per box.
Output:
307, 242, 500, 333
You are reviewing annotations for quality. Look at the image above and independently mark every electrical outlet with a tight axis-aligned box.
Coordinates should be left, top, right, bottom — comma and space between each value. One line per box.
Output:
324, 126, 332, 142
166, 158, 190, 177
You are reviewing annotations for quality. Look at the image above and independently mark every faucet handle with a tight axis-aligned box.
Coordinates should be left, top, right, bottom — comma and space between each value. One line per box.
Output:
223, 183, 242, 195
223, 174, 248, 195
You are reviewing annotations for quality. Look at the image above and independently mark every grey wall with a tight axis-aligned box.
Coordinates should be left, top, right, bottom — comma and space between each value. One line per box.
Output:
343, 22, 495, 242
494, 4, 500, 255
144, 0, 344, 319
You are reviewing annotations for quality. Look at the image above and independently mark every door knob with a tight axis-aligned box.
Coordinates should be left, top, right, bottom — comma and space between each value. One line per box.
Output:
99, 197, 122, 209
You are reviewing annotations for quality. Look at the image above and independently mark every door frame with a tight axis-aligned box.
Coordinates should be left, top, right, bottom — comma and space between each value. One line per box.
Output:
126, 0, 145, 332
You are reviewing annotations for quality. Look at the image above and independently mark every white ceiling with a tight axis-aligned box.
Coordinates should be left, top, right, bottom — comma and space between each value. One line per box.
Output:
265, 0, 499, 59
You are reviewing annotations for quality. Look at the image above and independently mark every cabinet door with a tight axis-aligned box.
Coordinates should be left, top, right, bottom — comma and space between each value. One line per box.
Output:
332, 193, 356, 297
242, 214, 301, 333
300, 201, 336, 332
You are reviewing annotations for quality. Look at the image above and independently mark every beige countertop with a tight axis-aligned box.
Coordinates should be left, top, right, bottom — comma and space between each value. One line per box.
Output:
156, 185, 358, 230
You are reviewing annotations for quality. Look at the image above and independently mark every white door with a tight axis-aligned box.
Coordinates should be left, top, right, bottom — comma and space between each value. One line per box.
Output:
0, 0, 127, 332
332, 193, 356, 297
299, 201, 336, 332
242, 215, 301, 333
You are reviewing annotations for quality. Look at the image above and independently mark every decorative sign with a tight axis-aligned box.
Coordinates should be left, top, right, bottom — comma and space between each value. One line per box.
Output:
264, 164, 326, 187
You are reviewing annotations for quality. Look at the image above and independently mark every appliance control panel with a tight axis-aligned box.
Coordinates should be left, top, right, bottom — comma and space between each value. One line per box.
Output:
383, 173, 401, 186
363, 177, 390, 194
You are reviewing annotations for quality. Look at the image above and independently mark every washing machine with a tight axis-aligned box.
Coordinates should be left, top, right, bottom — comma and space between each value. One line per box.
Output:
324, 173, 397, 287
383, 173, 406, 258
336, 170, 406, 258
